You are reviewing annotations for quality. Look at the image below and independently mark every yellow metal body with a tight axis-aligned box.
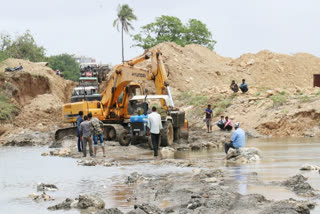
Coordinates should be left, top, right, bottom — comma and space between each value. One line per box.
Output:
62, 50, 172, 124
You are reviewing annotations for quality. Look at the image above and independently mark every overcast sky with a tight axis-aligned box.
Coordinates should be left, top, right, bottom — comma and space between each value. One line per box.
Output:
1, 0, 319, 64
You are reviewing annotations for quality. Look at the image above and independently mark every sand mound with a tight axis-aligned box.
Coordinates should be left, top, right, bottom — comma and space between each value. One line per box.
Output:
146, 42, 320, 95
0, 58, 76, 133
0, 58, 74, 102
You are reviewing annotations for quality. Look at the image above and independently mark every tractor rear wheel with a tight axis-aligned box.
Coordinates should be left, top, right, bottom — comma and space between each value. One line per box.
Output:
161, 121, 174, 146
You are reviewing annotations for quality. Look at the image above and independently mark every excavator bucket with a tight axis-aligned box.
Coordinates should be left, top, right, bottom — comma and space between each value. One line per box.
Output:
55, 127, 78, 142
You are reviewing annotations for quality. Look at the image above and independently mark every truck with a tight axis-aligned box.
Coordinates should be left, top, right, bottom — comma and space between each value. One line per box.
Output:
80, 64, 111, 83
55, 49, 188, 146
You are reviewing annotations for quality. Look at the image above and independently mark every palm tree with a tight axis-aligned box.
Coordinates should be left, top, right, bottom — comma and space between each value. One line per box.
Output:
113, 4, 137, 63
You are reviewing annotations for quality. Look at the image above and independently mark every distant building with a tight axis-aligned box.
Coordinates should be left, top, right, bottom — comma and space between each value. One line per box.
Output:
74, 55, 96, 64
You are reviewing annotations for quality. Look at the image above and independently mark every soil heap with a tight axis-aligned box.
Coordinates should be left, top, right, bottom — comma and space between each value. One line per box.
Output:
0, 58, 75, 141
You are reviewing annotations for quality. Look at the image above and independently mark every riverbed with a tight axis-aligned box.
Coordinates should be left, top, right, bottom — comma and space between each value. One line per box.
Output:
0, 137, 320, 213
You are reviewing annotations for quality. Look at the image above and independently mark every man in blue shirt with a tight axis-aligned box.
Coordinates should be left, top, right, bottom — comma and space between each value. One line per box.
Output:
239, 79, 248, 93
76, 111, 84, 152
204, 105, 213, 133
225, 122, 246, 153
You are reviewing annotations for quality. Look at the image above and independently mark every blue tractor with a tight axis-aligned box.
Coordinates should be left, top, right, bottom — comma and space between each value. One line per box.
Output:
128, 95, 188, 149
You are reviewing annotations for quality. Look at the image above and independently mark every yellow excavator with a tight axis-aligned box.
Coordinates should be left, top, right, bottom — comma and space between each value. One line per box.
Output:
55, 49, 188, 146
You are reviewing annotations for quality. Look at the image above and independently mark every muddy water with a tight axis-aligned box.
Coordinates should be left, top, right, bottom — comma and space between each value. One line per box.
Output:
0, 147, 192, 213
175, 137, 320, 213
1, 137, 320, 213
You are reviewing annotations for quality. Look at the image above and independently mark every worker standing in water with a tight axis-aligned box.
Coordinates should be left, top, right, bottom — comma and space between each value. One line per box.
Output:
147, 107, 163, 160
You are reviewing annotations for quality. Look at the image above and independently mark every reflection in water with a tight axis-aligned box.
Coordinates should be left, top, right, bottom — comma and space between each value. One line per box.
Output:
233, 166, 247, 195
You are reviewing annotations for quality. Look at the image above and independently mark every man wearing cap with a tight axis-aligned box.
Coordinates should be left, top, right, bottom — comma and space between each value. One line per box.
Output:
224, 122, 246, 154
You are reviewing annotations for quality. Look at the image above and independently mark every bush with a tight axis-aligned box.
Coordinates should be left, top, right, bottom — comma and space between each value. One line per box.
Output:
0, 94, 19, 120
188, 95, 208, 106
48, 54, 80, 82
177, 92, 208, 106
298, 95, 311, 102
270, 93, 287, 107
214, 108, 225, 117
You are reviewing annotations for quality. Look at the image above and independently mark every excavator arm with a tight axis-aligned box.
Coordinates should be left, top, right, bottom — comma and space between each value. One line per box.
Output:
101, 49, 172, 118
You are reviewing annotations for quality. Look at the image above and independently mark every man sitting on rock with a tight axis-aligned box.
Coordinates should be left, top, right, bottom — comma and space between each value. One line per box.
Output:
224, 122, 246, 154
239, 79, 248, 93
214, 115, 225, 130
230, 80, 239, 93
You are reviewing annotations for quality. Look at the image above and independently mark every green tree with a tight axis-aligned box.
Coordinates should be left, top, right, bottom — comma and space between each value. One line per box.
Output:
113, 4, 137, 63
48, 54, 80, 81
0, 31, 46, 62
184, 19, 216, 50
132, 15, 216, 50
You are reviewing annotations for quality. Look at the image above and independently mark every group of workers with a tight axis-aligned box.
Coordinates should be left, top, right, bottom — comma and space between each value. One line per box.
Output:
205, 104, 246, 154
76, 107, 163, 159
76, 111, 106, 157
76, 80, 248, 158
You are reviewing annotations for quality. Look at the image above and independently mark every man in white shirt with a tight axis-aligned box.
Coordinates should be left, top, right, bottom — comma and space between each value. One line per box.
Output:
147, 107, 163, 159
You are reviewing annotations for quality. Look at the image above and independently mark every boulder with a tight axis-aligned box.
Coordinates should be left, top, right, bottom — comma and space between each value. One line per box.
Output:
48, 198, 74, 210
5, 130, 53, 146
300, 163, 320, 171
58, 148, 71, 157
125, 172, 144, 184
127, 204, 163, 214
246, 129, 263, 138
280, 174, 316, 197
77, 194, 105, 209
226, 147, 261, 163
78, 159, 97, 166
96, 208, 124, 214
160, 147, 175, 158
37, 183, 58, 191
29, 192, 54, 201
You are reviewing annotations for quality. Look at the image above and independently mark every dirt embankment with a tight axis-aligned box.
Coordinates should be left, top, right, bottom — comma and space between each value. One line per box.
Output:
135, 42, 320, 137
0, 58, 76, 142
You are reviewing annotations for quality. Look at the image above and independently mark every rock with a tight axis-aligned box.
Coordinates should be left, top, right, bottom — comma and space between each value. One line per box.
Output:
29, 192, 54, 201
77, 194, 105, 209
194, 169, 224, 179
125, 172, 144, 184
49, 150, 59, 156
48, 198, 74, 210
246, 59, 255, 65
246, 129, 263, 138
41, 152, 48, 156
160, 147, 175, 158
127, 204, 163, 214
226, 147, 262, 163
300, 163, 320, 171
103, 161, 115, 167
5, 130, 53, 146
261, 198, 311, 214
78, 159, 97, 166
280, 174, 316, 197
204, 177, 217, 183
96, 208, 124, 214
158, 159, 193, 167
266, 90, 274, 97
190, 143, 201, 150
58, 148, 71, 157
37, 183, 58, 191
